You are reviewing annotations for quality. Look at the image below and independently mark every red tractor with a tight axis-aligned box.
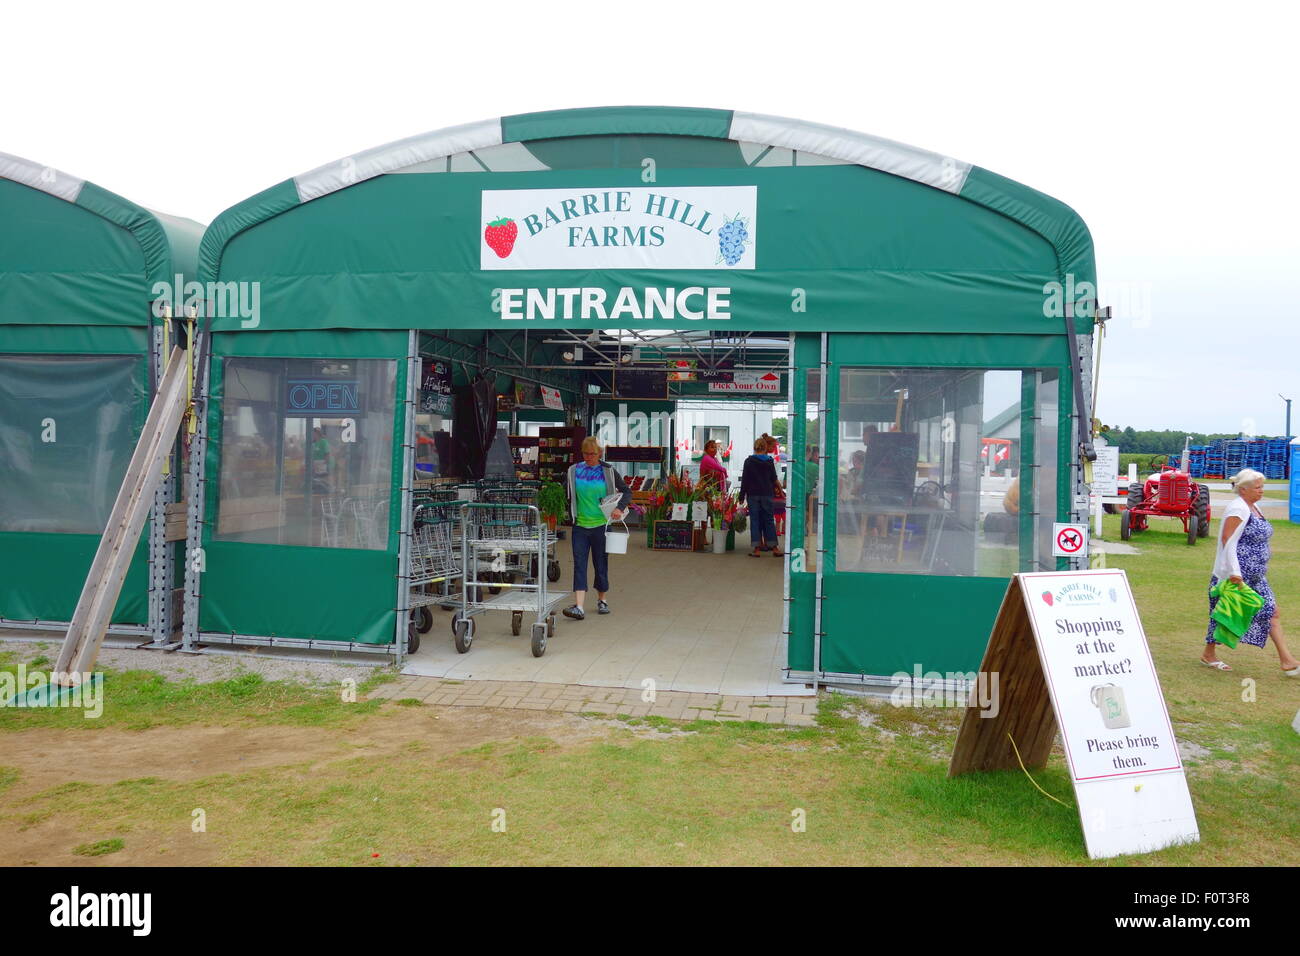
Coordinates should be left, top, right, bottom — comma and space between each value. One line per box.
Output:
1121, 465, 1210, 545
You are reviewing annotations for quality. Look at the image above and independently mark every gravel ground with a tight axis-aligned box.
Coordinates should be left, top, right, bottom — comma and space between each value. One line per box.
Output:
0, 631, 392, 688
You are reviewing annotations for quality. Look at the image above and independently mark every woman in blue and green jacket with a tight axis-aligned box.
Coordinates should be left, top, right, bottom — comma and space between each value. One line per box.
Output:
562, 436, 632, 620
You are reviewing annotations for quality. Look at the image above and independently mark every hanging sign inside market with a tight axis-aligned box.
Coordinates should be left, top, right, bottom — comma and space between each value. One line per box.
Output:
540, 385, 564, 411
481, 185, 757, 271
420, 360, 453, 415
707, 371, 781, 394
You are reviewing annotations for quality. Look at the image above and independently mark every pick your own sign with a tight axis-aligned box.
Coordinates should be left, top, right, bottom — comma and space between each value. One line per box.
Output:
949, 569, 1198, 859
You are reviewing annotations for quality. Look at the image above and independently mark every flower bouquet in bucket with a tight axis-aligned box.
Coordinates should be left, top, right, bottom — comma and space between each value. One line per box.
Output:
708, 492, 743, 552
728, 497, 747, 550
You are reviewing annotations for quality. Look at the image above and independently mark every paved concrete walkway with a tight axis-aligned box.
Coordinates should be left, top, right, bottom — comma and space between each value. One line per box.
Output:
368, 675, 820, 726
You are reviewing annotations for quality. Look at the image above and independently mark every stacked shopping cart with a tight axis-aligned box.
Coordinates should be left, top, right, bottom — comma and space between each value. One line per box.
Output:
450, 493, 566, 658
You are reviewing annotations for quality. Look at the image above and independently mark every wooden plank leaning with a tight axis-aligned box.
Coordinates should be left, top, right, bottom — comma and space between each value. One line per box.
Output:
55, 346, 190, 684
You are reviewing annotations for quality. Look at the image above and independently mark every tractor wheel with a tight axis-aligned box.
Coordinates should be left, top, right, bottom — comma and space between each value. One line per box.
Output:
1127, 481, 1144, 510
1187, 514, 1199, 545
1193, 484, 1210, 537
1120, 510, 1131, 541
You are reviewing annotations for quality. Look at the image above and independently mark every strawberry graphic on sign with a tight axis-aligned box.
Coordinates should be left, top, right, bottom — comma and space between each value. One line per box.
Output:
484, 217, 518, 259
1041, 591, 1054, 606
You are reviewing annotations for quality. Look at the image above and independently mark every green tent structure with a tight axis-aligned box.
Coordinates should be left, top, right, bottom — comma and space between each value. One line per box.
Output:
189, 106, 1097, 687
0, 151, 203, 641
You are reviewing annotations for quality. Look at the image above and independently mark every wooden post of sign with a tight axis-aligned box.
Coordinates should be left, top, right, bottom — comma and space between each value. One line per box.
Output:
949, 579, 1059, 775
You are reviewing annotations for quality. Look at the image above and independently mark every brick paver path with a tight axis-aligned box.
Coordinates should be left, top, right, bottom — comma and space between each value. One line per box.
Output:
368, 677, 819, 726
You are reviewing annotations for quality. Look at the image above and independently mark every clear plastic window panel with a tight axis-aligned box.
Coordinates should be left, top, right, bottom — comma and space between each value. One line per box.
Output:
216, 357, 396, 549
0, 354, 144, 534
834, 367, 1027, 577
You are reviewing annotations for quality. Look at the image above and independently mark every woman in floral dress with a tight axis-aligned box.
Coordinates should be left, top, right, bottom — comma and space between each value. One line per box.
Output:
1201, 468, 1300, 674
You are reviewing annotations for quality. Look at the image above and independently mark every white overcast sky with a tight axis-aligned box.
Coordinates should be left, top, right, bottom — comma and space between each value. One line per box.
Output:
4, 0, 1296, 435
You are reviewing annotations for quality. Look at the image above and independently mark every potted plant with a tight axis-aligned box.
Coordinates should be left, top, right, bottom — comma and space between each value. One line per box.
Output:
538, 481, 566, 531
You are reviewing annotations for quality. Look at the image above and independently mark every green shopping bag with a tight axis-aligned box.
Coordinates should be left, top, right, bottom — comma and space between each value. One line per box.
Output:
1209, 580, 1264, 649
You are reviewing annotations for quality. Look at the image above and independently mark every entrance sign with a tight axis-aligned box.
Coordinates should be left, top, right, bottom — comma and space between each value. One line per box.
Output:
481, 186, 757, 270
707, 370, 781, 393
949, 571, 1198, 859
1053, 522, 1087, 557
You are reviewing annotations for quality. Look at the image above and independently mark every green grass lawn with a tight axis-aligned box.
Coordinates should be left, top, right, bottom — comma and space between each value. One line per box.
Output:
1, 514, 1296, 866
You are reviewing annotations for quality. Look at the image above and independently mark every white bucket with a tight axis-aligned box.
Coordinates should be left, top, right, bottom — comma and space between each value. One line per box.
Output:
712, 529, 728, 553
606, 520, 629, 555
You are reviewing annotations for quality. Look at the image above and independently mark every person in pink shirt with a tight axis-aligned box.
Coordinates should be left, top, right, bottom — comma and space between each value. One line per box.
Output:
699, 439, 727, 490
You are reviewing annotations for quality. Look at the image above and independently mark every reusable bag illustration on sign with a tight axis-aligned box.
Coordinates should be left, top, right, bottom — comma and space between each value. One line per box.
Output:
1090, 683, 1131, 730
1209, 579, 1264, 649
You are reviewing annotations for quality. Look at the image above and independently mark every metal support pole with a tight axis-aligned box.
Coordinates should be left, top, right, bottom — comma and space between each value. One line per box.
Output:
781, 337, 794, 666
147, 321, 176, 645
812, 332, 829, 691
394, 330, 418, 665
181, 329, 209, 652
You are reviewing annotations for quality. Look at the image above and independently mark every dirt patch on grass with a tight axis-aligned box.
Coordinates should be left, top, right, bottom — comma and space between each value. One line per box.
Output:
0, 704, 611, 866
1, 634, 386, 688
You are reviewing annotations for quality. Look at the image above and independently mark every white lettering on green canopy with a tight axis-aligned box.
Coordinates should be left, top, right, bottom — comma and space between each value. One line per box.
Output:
481, 185, 757, 271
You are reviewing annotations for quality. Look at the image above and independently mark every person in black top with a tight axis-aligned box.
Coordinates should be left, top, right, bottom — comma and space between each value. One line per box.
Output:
738, 436, 782, 557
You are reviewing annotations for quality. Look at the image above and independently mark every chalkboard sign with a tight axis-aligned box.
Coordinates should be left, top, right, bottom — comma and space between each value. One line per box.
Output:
652, 520, 695, 551
861, 431, 920, 507
614, 368, 668, 400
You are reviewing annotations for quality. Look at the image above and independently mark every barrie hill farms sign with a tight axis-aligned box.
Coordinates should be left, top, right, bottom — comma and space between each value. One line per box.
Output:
480, 186, 757, 270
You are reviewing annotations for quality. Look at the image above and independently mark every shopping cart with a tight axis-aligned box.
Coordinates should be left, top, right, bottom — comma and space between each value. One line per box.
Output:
479, 483, 560, 583
407, 498, 464, 652
452, 500, 565, 657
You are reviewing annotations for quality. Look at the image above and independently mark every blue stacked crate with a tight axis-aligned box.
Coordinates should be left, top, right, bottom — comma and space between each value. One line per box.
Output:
1187, 446, 1208, 478
1245, 439, 1267, 470
1265, 437, 1292, 479
1223, 440, 1247, 476
1203, 439, 1225, 479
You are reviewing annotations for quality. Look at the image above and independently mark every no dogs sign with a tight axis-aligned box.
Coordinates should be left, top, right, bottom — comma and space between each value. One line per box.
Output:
1053, 522, 1088, 557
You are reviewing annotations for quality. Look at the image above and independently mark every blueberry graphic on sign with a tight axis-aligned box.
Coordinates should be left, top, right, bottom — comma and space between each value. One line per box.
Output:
716, 214, 751, 266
